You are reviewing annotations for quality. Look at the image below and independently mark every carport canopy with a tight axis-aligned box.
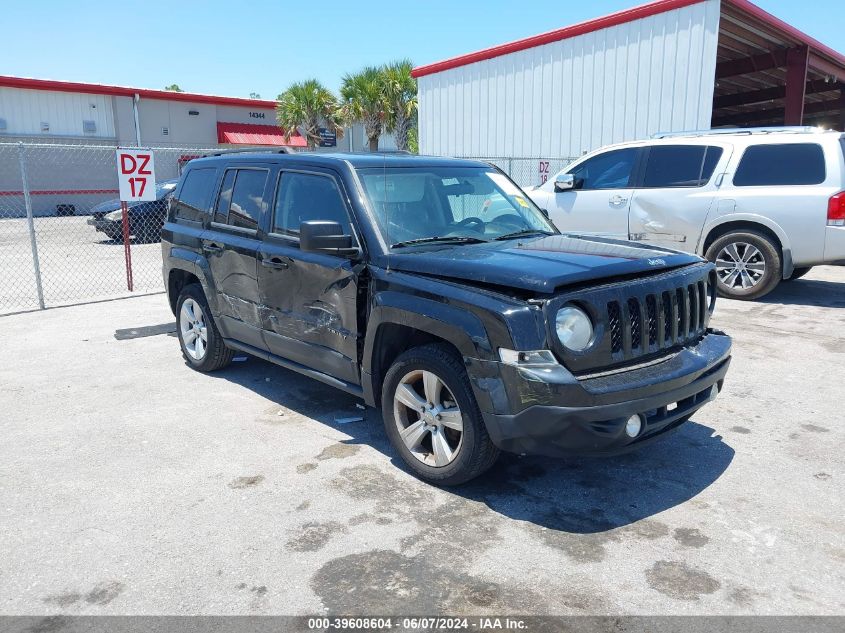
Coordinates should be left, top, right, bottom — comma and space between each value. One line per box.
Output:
713, 0, 845, 129
216, 122, 307, 147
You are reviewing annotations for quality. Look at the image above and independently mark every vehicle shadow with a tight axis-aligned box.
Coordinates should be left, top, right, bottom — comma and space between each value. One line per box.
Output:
756, 277, 845, 308
457, 423, 733, 534
204, 354, 735, 535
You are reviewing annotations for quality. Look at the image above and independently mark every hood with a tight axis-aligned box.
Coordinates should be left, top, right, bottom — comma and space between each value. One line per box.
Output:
90, 179, 177, 214
385, 234, 701, 294
91, 198, 122, 213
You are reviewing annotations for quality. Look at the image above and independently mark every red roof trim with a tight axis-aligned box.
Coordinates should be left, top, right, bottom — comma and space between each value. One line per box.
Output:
724, 0, 845, 69
411, 0, 705, 78
0, 75, 277, 109
216, 122, 307, 147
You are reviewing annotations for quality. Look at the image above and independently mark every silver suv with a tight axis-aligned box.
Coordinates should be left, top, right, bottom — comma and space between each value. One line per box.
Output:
528, 127, 845, 300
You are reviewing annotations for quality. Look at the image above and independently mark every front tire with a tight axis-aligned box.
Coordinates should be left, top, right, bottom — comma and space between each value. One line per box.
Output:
176, 284, 234, 372
705, 230, 781, 300
381, 343, 499, 486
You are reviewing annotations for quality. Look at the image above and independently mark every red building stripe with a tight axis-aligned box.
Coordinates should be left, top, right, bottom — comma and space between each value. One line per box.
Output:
0, 75, 276, 109
0, 189, 119, 197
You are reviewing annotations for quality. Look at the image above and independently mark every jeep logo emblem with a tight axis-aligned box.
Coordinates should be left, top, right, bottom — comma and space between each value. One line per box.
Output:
648, 258, 666, 266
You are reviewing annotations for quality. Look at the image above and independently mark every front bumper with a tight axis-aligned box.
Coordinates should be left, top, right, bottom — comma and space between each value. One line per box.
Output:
824, 225, 845, 263
88, 216, 123, 237
473, 330, 731, 457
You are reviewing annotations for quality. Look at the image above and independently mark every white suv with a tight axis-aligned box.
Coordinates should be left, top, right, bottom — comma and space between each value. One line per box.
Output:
527, 127, 845, 300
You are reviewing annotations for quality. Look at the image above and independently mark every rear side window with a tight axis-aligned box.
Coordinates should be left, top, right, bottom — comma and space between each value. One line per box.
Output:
734, 143, 826, 186
213, 170, 235, 224
174, 168, 216, 220
641, 145, 724, 188
228, 169, 268, 230
273, 172, 350, 236
213, 168, 268, 230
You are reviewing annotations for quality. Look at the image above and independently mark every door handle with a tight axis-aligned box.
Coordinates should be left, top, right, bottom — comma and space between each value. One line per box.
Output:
261, 257, 289, 270
203, 243, 223, 254
609, 195, 628, 206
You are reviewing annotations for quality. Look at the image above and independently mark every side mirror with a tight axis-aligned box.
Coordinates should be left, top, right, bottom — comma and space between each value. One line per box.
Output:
300, 220, 358, 256
554, 173, 575, 192
539, 208, 549, 218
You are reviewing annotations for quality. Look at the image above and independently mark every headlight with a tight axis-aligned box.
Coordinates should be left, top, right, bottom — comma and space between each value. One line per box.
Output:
104, 209, 123, 221
555, 305, 593, 351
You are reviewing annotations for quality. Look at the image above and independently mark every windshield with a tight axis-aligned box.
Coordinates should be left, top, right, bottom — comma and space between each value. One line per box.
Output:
356, 166, 556, 248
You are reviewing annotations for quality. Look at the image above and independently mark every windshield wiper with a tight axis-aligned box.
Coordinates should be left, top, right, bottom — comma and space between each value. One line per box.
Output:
493, 229, 555, 241
390, 236, 489, 249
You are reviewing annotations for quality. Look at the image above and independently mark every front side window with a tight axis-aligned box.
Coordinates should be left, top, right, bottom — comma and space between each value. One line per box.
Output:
357, 166, 556, 248
273, 172, 351, 236
733, 143, 826, 186
641, 145, 724, 188
566, 148, 638, 190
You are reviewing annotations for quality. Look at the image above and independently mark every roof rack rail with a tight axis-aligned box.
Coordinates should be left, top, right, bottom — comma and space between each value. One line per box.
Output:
338, 149, 413, 155
201, 146, 296, 157
651, 126, 827, 139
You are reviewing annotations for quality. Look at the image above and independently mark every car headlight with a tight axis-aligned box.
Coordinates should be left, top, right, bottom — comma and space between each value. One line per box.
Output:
104, 209, 123, 221
555, 305, 593, 351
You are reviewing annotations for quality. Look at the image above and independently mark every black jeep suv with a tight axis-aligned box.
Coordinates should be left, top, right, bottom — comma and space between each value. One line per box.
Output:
162, 152, 731, 485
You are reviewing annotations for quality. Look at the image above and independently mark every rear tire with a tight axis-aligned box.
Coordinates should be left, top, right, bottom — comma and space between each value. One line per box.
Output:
176, 284, 234, 372
705, 230, 781, 300
784, 266, 812, 282
381, 343, 499, 486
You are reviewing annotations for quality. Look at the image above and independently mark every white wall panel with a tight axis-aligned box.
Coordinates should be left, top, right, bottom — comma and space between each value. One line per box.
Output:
418, 0, 720, 159
0, 87, 115, 138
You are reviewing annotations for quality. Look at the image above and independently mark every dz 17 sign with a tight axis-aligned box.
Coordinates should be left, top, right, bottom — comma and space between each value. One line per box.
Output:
116, 148, 157, 201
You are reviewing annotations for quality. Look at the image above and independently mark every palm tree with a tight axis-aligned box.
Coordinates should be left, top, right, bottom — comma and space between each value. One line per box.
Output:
341, 67, 388, 152
275, 79, 343, 150
383, 60, 417, 152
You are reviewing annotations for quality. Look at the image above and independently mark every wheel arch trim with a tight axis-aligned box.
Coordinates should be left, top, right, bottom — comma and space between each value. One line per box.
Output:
361, 293, 494, 407
167, 247, 219, 314
697, 214, 793, 279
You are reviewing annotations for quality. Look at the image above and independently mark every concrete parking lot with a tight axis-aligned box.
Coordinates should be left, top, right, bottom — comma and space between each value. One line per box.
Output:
1, 267, 843, 615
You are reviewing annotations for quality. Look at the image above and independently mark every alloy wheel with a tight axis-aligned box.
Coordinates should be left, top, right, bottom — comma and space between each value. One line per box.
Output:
179, 298, 208, 360
393, 369, 464, 467
715, 242, 766, 290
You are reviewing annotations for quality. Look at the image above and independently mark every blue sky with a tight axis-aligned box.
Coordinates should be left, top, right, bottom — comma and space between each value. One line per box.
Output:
2, 0, 842, 100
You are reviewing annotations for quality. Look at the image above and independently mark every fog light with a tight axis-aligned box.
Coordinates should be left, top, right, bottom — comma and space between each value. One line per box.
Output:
625, 414, 643, 438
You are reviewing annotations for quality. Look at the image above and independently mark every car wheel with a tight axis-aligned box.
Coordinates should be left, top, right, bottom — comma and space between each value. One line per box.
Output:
705, 230, 781, 300
784, 266, 812, 282
382, 343, 499, 486
176, 284, 234, 372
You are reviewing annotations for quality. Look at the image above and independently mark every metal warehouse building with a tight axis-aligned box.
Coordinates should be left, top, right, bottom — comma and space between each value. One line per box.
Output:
0, 77, 392, 217
413, 0, 845, 161
0, 76, 313, 149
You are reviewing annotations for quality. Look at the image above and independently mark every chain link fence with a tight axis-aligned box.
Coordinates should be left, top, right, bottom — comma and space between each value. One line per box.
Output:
0, 143, 578, 315
463, 157, 578, 188
0, 142, 216, 315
